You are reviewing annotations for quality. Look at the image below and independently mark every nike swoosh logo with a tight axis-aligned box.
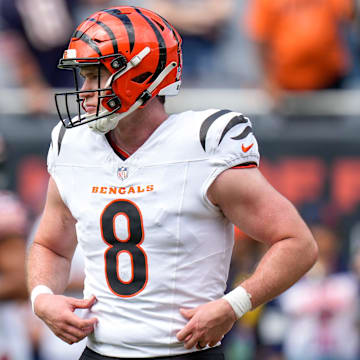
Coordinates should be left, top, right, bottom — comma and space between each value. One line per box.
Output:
242, 143, 254, 153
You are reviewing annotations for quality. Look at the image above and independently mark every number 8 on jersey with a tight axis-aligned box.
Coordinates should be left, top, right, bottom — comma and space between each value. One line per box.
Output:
100, 199, 148, 297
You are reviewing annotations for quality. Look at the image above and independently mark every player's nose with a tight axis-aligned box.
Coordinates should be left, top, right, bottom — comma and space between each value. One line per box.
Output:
79, 79, 93, 98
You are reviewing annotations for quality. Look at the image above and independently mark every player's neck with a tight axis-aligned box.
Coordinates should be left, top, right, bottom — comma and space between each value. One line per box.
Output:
110, 99, 168, 155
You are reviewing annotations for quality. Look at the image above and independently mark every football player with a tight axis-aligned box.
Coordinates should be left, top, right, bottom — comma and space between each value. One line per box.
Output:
27, 6, 318, 360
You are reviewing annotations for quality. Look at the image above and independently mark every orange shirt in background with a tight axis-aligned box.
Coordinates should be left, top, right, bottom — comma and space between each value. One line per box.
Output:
246, 0, 354, 90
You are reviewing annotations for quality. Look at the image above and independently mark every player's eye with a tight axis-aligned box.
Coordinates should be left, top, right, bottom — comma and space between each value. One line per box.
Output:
77, 71, 85, 88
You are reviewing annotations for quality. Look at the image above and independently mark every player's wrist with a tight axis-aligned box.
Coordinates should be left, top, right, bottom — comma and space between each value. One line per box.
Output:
30, 285, 54, 313
222, 285, 252, 319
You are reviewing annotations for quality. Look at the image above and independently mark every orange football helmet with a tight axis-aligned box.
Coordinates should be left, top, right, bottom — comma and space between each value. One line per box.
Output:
55, 6, 182, 131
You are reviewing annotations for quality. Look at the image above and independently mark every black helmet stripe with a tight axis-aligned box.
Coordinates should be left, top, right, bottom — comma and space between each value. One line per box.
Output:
103, 9, 135, 53
158, 15, 180, 44
73, 30, 102, 56
135, 8, 167, 83
157, 15, 181, 67
88, 18, 118, 54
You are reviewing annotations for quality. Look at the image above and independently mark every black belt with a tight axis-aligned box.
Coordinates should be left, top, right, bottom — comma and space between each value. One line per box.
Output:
80, 345, 224, 360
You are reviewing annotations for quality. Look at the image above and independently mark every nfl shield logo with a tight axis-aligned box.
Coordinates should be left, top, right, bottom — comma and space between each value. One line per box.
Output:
117, 167, 128, 180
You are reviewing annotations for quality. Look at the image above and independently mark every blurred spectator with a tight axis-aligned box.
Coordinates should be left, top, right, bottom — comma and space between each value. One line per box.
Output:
0, 0, 77, 113
16, 156, 49, 219
0, 190, 32, 360
73, 0, 123, 23
149, 0, 235, 86
0, 133, 9, 189
278, 224, 359, 360
245, 0, 356, 106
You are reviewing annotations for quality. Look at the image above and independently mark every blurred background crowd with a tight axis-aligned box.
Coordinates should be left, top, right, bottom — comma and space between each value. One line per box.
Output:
0, 0, 360, 359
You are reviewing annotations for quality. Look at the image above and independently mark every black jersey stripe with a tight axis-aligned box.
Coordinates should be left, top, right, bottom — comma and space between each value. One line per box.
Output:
88, 18, 118, 53
73, 30, 102, 56
103, 9, 135, 53
218, 115, 248, 146
135, 8, 166, 83
57, 125, 66, 155
199, 109, 232, 151
232, 125, 253, 140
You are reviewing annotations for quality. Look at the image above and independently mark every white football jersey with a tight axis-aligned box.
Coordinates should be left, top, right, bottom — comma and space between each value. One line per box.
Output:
47, 109, 260, 358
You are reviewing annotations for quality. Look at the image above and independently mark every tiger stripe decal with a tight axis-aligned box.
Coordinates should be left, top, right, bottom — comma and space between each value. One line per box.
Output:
200, 110, 231, 151
200, 111, 253, 152
232, 126, 253, 141
88, 18, 119, 53
72, 30, 102, 56
103, 9, 135, 53
218, 115, 249, 145
135, 8, 167, 83
157, 14, 182, 67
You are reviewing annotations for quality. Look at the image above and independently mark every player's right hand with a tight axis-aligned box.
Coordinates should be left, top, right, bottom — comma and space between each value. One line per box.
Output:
34, 294, 98, 344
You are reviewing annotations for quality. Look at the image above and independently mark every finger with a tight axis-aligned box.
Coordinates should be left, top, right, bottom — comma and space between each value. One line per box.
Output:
58, 332, 79, 345
62, 323, 94, 340
180, 333, 193, 346
179, 307, 196, 319
176, 325, 193, 342
184, 335, 200, 350
65, 312, 98, 330
184, 334, 192, 342
82, 325, 95, 332
209, 338, 221, 347
196, 342, 207, 350
71, 295, 97, 309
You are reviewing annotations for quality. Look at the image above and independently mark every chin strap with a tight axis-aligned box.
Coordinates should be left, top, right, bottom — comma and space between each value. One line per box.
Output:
88, 61, 177, 134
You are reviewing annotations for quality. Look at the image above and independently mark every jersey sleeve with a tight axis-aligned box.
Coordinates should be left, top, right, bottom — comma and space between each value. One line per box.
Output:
47, 122, 70, 206
199, 109, 260, 207
47, 122, 65, 175
200, 110, 260, 167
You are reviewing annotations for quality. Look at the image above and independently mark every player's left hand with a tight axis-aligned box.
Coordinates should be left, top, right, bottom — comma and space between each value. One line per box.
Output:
176, 298, 236, 350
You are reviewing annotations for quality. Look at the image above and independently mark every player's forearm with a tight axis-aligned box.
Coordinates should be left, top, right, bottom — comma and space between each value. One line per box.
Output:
27, 242, 72, 295
240, 235, 318, 309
